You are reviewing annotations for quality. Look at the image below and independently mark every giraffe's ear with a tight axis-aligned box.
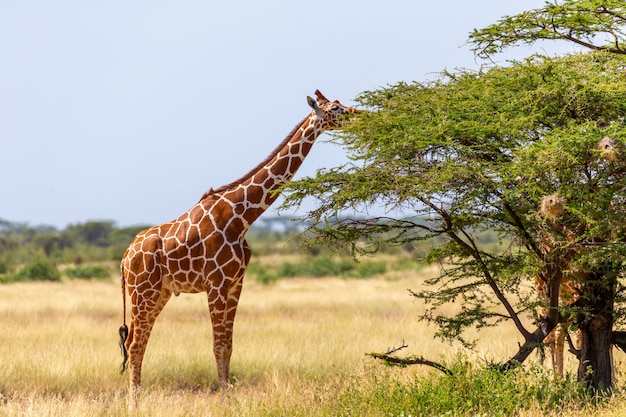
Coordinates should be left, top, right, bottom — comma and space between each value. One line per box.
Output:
307, 95, 325, 118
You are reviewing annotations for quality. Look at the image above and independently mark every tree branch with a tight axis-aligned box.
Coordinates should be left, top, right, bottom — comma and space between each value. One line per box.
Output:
611, 330, 626, 352
558, 31, 626, 54
566, 329, 581, 359
596, 6, 626, 23
502, 200, 541, 258
450, 227, 533, 341
500, 318, 556, 371
368, 343, 452, 375
417, 195, 534, 342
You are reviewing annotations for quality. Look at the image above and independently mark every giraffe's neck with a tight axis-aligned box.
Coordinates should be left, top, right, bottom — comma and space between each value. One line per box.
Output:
209, 113, 323, 226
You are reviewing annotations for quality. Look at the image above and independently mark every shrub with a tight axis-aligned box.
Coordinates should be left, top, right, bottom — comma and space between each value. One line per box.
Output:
276, 262, 299, 278
307, 257, 353, 277
353, 260, 386, 278
275, 258, 355, 278
65, 265, 111, 280
12, 260, 61, 282
247, 263, 279, 285
255, 269, 278, 285
0, 260, 10, 275
268, 257, 394, 280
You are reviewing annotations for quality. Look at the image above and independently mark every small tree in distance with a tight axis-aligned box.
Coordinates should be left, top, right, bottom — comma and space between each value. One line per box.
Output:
280, 42, 626, 391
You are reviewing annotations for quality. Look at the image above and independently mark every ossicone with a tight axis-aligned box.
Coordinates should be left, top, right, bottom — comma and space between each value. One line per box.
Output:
314, 90, 329, 104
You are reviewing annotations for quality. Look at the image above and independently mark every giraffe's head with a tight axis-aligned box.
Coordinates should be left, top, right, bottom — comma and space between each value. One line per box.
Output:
307, 90, 360, 130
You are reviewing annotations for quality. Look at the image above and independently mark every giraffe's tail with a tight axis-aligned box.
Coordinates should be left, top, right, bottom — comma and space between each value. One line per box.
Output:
119, 263, 129, 374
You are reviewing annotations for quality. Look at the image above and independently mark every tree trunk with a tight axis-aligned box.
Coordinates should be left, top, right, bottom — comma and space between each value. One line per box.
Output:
576, 270, 616, 391
577, 313, 614, 389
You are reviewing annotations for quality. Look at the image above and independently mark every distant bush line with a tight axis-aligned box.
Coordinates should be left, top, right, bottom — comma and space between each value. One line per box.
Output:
0, 259, 111, 283
1, 216, 514, 285
248, 256, 419, 285
1, 217, 438, 284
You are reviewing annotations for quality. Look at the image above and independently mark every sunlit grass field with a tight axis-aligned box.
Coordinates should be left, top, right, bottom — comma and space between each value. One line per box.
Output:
1, 258, 626, 416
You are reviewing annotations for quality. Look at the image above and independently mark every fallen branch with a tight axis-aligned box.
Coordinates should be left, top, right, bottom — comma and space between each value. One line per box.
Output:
368, 342, 452, 375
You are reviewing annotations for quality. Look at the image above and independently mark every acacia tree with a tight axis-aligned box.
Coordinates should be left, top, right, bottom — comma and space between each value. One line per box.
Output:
279, 51, 626, 390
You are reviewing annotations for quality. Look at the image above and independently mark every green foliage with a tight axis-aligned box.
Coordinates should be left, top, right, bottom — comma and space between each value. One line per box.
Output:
65, 265, 111, 280
354, 259, 387, 278
0, 259, 9, 275
277, 257, 355, 278
107, 224, 153, 260
251, 265, 279, 285
469, 0, 626, 58
4, 259, 61, 282
246, 255, 402, 285
336, 360, 591, 417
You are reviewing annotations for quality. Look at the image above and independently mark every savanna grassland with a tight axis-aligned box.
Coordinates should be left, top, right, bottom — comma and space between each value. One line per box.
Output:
2, 256, 626, 417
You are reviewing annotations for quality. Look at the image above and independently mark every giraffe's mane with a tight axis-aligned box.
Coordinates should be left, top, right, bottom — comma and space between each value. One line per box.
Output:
199, 114, 311, 201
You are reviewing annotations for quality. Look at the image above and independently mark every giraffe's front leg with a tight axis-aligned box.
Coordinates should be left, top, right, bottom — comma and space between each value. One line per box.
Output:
208, 277, 244, 389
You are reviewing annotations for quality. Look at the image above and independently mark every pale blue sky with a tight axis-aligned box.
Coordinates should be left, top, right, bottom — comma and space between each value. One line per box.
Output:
0, 1, 574, 229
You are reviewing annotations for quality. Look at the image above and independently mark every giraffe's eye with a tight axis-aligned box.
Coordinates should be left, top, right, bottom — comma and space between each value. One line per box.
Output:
331, 105, 339, 111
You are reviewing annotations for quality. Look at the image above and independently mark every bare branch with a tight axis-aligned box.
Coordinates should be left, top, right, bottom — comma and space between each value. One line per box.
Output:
368, 345, 452, 375
558, 31, 626, 54
383, 340, 409, 355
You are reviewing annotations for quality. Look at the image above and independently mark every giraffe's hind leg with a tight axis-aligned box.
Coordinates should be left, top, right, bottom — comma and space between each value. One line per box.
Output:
127, 288, 172, 406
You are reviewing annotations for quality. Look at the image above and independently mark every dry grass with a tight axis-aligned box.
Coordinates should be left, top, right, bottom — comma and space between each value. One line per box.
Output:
0, 260, 625, 416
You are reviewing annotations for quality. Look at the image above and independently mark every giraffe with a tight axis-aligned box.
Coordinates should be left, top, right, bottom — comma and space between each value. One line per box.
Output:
118, 90, 360, 403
